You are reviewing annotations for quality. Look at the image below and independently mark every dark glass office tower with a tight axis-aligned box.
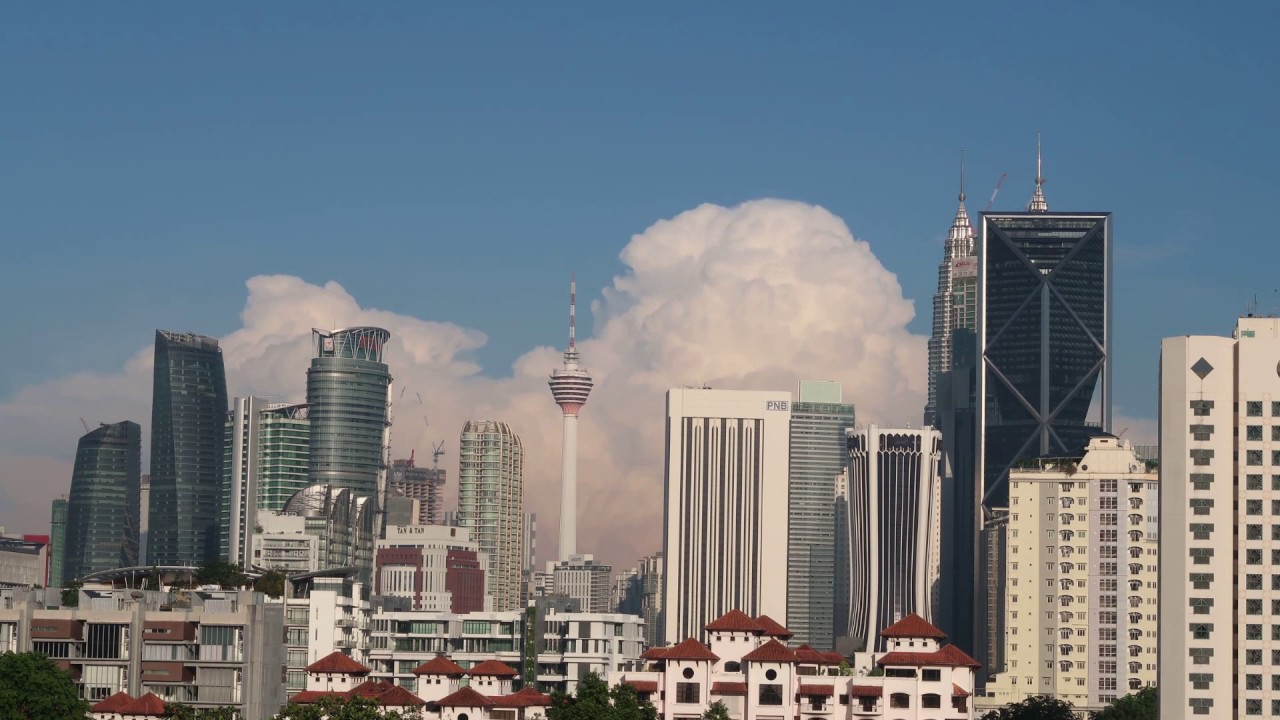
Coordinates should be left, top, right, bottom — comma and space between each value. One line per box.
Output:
308, 327, 392, 498
148, 330, 229, 566
49, 497, 68, 586
64, 421, 141, 580
977, 212, 1111, 508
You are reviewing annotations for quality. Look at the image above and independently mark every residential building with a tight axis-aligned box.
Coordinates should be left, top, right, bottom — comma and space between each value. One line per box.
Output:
663, 388, 791, 645
388, 457, 446, 526
0, 532, 47, 587
1159, 316, 1280, 718
148, 330, 228, 566
458, 420, 525, 612
925, 154, 978, 426
840, 426, 943, 651
251, 511, 320, 573
223, 398, 311, 567
549, 554, 612, 614
281, 571, 369, 694
787, 380, 855, 651
50, 497, 68, 586
65, 421, 142, 581
548, 278, 594, 562
375, 524, 488, 613
0, 586, 286, 718
616, 610, 978, 720
981, 436, 1158, 713
975, 509, 1008, 690
308, 327, 392, 500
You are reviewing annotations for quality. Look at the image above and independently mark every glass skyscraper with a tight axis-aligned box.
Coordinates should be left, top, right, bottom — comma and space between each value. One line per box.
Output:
64, 421, 141, 580
786, 380, 854, 650
977, 212, 1111, 508
49, 497, 67, 586
222, 398, 310, 566
307, 327, 392, 499
458, 420, 524, 611
149, 330, 228, 566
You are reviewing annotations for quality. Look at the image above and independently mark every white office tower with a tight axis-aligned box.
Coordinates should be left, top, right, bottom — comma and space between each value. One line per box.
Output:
458, 420, 525, 612
662, 388, 791, 644
549, 554, 612, 613
548, 278, 593, 562
981, 436, 1157, 713
841, 426, 943, 651
1160, 317, 1280, 719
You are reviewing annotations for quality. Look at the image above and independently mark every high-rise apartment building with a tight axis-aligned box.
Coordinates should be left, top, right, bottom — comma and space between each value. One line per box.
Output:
223, 398, 311, 567
149, 330, 228, 566
64, 421, 142, 581
840, 426, 943, 651
662, 388, 791, 644
548, 278, 593, 562
388, 457, 445, 526
458, 420, 525, 612
307, 327, 392, 500
1159, 316, 1280, 718
786, 380, 854, 650
925, 156, 978, 426
49, 497, 67, 586
982, 436, 1157, 712
549, 554, 612, 614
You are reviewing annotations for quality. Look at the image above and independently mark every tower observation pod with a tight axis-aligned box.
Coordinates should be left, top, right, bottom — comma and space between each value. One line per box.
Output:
548, 277, 593, 561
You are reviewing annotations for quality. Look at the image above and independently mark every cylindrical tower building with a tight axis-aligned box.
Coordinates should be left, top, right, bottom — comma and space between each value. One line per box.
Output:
548, 279, 593, 561
307, 327, 392, 499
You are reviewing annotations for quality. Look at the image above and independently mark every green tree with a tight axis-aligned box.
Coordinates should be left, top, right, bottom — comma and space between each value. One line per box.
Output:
982, 695, 1076, 720
0, 651, 91, 719
194, 560, 249, 589
702, 700, 732, 720
1092, 687, 1156, 720
273, 695, 421, 720
165, 703, 241, 719
611, 682, 658, 720
837, 660, 854, 676
144, 565, 161, 592
253, 570, 287, 598
548, 672, 654, 720
60, 580, 82, 607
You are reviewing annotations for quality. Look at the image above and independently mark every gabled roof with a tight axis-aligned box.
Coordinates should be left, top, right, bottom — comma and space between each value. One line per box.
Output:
492, 687, 553, 708
306, 650, 371, 674
705, 609, 763, 633
662, 637, 720, 662
820, 651, 847, 665
641, 647, 668, 660
793, 644, 826, 663
290, 690, 348, 704
953, 683, 972, 698
374, 684, 427, 706
622, 679, 658, 693
880, 613, 948, 640
876, 643, 981, 669
91, 692, 135, 713
754, 614, 794, 639
711, 681, 748, 695
436, 685, 496, 708
798, 684, 834, 696
412, 656, 467, 676
349, 679, 393, 697
741, 638, 799, 663
123, 693, 168, 715
466, 659, 519, 677
848, 685, 882, 698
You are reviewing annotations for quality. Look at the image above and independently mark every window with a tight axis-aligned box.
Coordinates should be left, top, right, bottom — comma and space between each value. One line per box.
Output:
922, 693, 941, 709
1248, 625, 1263, 640
1248, 599, 1264, 615
1190, 498, 1213, 515
723, 661, 740, 673
1249, 549, 1264, 565
675, 683, 699, 704
1248, 425, 1264, 441
1249, 401, 1264, 417
1249, 524, 1263, 540
1190, 449, 1214, 466
1248, 649, 1264, 665
890, 693, 910, 709
1191, 573, 1213, 590
1191, 399, 1213, 416
1273, 401, 1280, 416
1190, 673, 1212, 690
1248, 474, 1263, 490
1249, 575, 1264, 590
758, 684, 783, 706
1248, 450, 1264, 466
1248, 499, 1263, 516
1246, 698, 1262, 715
922, 669, 941, 682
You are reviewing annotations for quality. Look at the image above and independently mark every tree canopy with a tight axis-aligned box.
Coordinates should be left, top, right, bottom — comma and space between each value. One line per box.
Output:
253, 570, 287, 598
272, 695, 422, 720
1092, 687, 1156, 720
0, 651, 91, 719
982, 695, 1077, 720
548, 673, 656, 720
702, 700, 732, 720
195, 561, 250, 589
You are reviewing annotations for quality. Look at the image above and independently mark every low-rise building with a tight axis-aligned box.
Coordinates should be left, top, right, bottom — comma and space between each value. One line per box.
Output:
376, 525, 489, 613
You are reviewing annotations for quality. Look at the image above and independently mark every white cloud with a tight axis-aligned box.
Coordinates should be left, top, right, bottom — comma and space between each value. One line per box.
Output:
0, 199, 933, 568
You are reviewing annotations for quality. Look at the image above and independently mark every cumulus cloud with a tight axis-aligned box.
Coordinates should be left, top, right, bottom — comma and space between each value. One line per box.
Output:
0, 199, 928, 568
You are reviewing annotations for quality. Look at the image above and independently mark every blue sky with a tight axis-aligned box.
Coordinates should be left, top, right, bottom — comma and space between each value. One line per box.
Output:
2, 2, 1278, 424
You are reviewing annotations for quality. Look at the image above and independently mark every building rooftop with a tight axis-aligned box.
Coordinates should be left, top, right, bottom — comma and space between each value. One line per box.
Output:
880, 613, 948, 640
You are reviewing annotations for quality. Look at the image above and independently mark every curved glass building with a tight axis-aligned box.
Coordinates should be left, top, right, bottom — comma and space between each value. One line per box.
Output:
307, 328, 392, 498
64, 421, 141, 581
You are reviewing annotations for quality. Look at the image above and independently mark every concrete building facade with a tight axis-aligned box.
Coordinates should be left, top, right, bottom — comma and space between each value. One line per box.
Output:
458, 420, 525, 612
375, 525, 488, 613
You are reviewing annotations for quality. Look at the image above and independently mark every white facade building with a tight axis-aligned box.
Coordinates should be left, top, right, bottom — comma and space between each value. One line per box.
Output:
458, 420, 525, 612
549, 554, 612, 613
251, 510, 321, 573
663, 388, 791, 645
375, 525, 489, 613
1160, 317, 1280, 718
981, 436, 1157, 713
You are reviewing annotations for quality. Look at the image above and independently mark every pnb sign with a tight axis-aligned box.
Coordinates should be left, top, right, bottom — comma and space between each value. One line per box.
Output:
766, 400, 789, 412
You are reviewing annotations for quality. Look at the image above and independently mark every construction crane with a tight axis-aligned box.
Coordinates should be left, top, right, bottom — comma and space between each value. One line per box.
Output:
431, 440, 445, 471
80, 417, 90, 434
970, 173, 1008, 237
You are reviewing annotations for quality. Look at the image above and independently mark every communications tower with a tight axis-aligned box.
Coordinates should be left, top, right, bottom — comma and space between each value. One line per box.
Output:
548, 277, 593, 561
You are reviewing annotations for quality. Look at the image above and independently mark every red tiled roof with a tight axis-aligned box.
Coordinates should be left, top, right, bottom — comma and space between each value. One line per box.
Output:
876, 643, 981, 669
374, 684, 427, 706
466, 659, 520, 677
412, 656, 467, 676
123, 693, 168, 715
705, 609, 763, 633
91, 692, 135, 713
953, 683, 972, 698
711, 681, 748, 696
623, 679, 658, 693
290, 690, 348, 704
848, 685, 882, 698
662, 637, 720, 662
820, 651, 846, 665
754, 614, 794, 639
436, 686, 495, 708
641, 647, 668, 660
349, 679, 393, 697
492, 687, 553, 708
794, 644, 825, 663
742, 638, 799, 663
879, 613, 948, 640
306, 650, 372, 674
798, 684, 834, 697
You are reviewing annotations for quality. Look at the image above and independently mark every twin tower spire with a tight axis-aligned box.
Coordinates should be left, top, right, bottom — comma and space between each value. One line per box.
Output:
953, 131, 1049, 238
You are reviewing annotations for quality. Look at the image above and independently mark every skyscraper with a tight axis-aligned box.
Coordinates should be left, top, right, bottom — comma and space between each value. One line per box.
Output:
149, 330, 228, 566
307, 327, 392, 500
223, 398, 311, 567
786, 380, 854, 650
458, 420, 525, 611
64, 421, 142, 580
1159, 316, 1280, 718
387, 456, 445, 526
976, 156, 1111, 509
925, 154, 978, 426
49, 497, 67, 586
662, 388, 791, 644
840, 425, 942, 651
548, 278, 593, 561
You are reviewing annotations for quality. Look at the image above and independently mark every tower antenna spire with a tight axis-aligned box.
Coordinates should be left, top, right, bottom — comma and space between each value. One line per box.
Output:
1028, 130, 1049, 212
959, 149, 966, 203
569, 273, 576, 352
